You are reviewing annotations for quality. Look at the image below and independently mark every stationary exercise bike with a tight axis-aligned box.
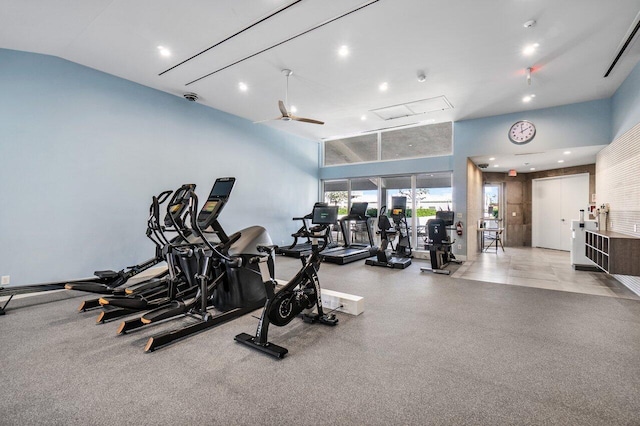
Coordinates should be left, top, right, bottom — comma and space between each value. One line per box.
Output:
235, 204, 339, 359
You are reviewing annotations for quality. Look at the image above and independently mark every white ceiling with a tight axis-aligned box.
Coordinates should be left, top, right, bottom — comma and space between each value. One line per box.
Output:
2, 0, 640, 170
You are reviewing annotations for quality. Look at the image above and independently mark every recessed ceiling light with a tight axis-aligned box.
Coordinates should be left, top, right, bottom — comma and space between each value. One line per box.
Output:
338, 45, 349, 57
379, 82, 388, 91
558, 160, 565, 163
408, 144, 413, 147
530, 167, 536, 171
523, 20, 536, 28
290, 105, 298, 113
523, 43, 540, 55
493, 165, 499, 168
522, 95, 535, 103
238, 82, 248, 92
563, 151, 571, 154
157, 46, 171, 57
489, 157, 496, 161
361, 115, 367, 121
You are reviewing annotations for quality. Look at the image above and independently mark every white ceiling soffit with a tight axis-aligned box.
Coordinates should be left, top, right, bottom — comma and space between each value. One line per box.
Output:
371, 96, 453, 120
471, 145, 607, 173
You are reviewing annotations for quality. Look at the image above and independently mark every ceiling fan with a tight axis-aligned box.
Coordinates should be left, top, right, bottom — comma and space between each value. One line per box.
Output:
256, 69, 324, 125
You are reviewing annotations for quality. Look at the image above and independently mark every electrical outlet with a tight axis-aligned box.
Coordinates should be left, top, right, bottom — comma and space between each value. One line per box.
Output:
1, 275, 9, 285
457, 244, 462, 250
457, 213, 463, 218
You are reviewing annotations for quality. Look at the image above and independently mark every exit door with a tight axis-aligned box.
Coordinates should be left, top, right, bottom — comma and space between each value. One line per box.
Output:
532, 174, 589, 251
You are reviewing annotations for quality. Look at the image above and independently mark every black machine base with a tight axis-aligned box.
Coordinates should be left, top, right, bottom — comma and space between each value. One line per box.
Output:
365, 257, 412, 269
144, 305, 258, 352
234, 332, 289, 359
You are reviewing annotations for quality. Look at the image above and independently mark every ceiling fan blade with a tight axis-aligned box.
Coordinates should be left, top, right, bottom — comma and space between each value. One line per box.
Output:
290, 115, 324, 125
253, 116, 284, 124
278, 100, 289, 116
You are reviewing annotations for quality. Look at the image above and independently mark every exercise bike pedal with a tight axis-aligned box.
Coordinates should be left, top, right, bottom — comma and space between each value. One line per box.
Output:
301, 313, 339, 326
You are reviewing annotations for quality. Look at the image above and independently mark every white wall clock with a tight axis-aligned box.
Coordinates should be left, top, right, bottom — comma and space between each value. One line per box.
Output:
508, 120, 536, 145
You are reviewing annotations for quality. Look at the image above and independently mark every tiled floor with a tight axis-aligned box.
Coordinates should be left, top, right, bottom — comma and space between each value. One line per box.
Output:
452, 246, 640, 300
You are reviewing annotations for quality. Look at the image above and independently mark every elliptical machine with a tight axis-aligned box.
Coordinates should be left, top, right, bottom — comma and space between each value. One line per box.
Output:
365, 196, 412, 269
115, 177, 271, 352
235, 204, 339, 359
420, 211, 462, 275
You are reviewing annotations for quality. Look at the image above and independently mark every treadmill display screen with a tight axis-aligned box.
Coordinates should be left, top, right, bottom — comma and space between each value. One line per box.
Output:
350, 202, 368, 218
202, 200, 219, 213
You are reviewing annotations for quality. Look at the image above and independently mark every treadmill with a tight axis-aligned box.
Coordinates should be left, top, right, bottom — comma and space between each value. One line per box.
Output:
277, 202, 337, 258
322, 202, 377, 265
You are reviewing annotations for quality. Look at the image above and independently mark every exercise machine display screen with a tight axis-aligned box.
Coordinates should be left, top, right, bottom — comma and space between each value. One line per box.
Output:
312, 205, 338, 225
436, 211, 454, 226
350, 202, 368, 218
208, 178, 235, 198
197, 178, 236, 230
202, 200, 219, 213
391, 196, 406, 215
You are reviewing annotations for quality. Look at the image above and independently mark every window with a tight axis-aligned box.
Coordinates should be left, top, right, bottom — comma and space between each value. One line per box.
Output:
324, 134, 377, 166
322, 172, 453, 251
323, 122, 452, 166
381, 122, 452, 161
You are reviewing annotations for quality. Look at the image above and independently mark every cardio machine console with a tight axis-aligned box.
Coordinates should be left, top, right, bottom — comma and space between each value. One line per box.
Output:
164, 184, 196, 228
196, 177, 236, 230
312, 204, 338, 225
390, 196, 407, 220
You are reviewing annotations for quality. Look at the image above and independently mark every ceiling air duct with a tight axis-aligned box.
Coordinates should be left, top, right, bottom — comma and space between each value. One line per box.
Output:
604, 11, 640, 77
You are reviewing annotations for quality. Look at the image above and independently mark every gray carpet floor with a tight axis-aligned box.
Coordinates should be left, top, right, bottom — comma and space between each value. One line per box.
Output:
1, 256, 639, 425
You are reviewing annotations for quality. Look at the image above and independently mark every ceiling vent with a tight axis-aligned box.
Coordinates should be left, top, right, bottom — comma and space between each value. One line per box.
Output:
478, 163, 489, 169
604, 10, 640, 77
371, 95, 453, 120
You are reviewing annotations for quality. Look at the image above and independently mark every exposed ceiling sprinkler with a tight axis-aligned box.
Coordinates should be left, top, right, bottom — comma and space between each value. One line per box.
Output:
417, 72, 426, 82
523, 19, 536, 28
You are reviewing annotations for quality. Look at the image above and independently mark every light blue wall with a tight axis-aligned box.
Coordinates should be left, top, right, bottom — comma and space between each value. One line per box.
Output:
0, 49, 319, 286
611, 60, 640, 140
318, 98, 612, 257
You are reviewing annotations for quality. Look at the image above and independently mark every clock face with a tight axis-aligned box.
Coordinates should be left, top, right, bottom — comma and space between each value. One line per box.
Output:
509, 120, 536, 144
